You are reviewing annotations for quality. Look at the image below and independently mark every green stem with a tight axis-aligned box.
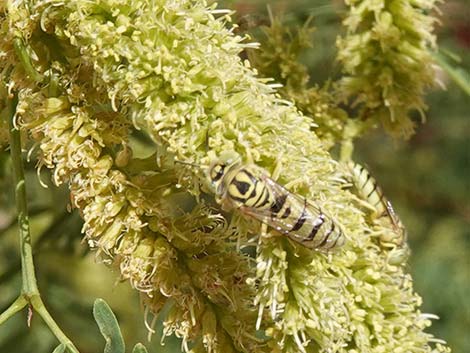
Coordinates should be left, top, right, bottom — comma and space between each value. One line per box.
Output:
433, 52, 470, 96
339, 138, 353, 163
340, 119, 363, 162
0, 296, 27, 326
4, 93, 80, 353
7, 93, 38, 295
32, 295, 79, 353
13, 38, 44, 83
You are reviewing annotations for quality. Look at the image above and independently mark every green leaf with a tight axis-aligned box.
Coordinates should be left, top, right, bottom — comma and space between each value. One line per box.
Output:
132, 343, 149, 353
93, 298, 125, 353
434, 51, 470, 96
51, 344, 66, 353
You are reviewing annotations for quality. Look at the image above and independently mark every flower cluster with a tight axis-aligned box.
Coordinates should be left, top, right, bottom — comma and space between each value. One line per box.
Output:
336, 0, 440, 138
246, 17, 348, 149
0, 1, 449, 353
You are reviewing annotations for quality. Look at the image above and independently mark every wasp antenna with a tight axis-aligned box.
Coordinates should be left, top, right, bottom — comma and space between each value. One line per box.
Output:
174, 159, 203, 168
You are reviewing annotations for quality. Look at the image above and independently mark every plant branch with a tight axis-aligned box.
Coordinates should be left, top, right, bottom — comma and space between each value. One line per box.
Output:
0, 296, 27, 326
32, 295, 79, 353
7, 92, 38, 295
13, 38, 44, 83
2, 92, 80, 353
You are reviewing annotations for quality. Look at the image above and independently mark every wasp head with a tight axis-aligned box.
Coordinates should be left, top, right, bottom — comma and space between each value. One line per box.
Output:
207, 151, 241, 196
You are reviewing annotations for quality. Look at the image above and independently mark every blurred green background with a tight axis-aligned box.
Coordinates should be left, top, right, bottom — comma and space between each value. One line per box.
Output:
1, 1, 468, 352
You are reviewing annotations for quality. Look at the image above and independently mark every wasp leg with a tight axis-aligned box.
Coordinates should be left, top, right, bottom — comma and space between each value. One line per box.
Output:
270, 154, 285, 181
258, 221, 269, 244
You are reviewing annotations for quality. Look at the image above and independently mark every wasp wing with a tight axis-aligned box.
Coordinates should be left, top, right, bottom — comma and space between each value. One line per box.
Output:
237, 174, 338, 247
383, 200, 408, 245
237, 175, 298, 229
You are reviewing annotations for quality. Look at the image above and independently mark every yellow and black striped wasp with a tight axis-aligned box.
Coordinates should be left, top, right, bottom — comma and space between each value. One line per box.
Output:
206, 153, 345, 250
347, 162, 407, 248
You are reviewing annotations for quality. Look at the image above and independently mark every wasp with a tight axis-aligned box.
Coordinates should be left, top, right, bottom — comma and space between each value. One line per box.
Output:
206, 154, 345, 250
347, 162, 407, 248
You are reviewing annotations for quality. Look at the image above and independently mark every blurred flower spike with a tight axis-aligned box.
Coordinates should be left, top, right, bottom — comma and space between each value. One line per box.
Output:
337, 0, 441, 138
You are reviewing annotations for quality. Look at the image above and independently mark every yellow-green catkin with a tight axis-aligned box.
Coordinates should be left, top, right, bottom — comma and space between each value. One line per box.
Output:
337, 0, 440, 138
0, 1, 449, 353
247, 17, 348, 149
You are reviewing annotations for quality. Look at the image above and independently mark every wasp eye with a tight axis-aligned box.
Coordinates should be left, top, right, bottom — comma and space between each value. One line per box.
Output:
211, 164, 225, 182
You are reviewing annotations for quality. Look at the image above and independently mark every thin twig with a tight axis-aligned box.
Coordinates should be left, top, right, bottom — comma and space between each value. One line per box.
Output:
0, 92, 80, 353
0, 296, 27, 326
7, 93, 39, 295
